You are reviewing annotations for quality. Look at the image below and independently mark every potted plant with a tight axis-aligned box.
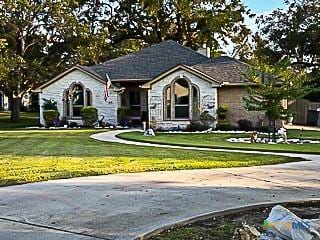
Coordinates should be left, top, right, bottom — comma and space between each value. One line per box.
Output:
287, 112, 294, 125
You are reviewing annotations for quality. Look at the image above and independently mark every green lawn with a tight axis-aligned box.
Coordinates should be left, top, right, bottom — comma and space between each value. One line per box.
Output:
118, 130, 320, 154
0, 111, 39, 130
0, 129, 300, 187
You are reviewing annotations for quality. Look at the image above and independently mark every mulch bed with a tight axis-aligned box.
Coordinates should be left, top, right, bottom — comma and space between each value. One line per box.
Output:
150, 201, 320, 240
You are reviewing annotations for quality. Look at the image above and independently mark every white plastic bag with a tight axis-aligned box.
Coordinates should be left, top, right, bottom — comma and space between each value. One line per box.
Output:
262, 205, 320, 240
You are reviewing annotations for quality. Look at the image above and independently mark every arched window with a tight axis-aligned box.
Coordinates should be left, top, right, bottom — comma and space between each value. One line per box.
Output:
164, 78, 199, 120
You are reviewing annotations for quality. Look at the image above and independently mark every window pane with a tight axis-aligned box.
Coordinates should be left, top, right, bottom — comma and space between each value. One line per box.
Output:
166, 87, 171, 119
73, 85, 84, 105
174, 79, 189, 118
73, 107, 82, 117
175, 106, 189, 118
192, 86, 199, 119
86, 90, 91, 106
175, 79, 189, 104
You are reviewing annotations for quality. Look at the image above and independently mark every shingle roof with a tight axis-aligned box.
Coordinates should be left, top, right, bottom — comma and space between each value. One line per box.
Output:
192, 56, 250, 84
89, 40, 209, 81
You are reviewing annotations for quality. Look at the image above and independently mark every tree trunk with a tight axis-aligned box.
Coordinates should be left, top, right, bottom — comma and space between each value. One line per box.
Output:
272, 118, 276, 142
10, 97, 21, 122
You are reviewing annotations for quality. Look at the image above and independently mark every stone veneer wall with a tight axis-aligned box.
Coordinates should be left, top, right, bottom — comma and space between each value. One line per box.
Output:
218, 86, 267, 127
147, 69, 218, 130
39, 70, 119, 126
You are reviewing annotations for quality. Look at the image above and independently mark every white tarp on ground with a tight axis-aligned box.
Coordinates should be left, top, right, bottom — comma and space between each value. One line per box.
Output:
261, 205, 320, 240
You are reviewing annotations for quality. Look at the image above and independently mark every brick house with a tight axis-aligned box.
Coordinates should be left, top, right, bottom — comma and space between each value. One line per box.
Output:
35, 40, 264, 129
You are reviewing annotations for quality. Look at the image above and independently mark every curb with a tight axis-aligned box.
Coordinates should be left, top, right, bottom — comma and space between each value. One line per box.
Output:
136, 198, 320, 240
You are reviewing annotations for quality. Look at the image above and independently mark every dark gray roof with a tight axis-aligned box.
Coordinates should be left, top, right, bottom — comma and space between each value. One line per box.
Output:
192, 56, 250, 84
89, 40, 209, 81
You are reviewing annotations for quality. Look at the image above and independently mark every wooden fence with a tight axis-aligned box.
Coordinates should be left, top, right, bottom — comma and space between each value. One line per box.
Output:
288, 99, 320, 125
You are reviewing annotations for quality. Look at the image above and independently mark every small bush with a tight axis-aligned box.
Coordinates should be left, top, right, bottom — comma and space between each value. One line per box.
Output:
69, 122, 78, 128
217, 104, 229, 120
257, 125, 271, 133
186, 121, 208, 132
200, 111, 215, 128
42, 98, 58, 110
43, 110, 59, 127
216, 123, 235, 131
238, 119, 254, 131
81, 106, 98, 126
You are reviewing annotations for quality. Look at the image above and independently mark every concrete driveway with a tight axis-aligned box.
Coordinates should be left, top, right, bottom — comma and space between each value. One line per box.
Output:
1, 131, 320, 240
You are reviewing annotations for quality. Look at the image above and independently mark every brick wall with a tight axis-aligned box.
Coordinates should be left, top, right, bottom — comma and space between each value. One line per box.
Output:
39, 70, 119, 126
218, 86, 267, 127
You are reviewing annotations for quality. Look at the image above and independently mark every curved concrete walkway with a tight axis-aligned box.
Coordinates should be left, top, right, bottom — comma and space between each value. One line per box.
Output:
0, 130, 319, 240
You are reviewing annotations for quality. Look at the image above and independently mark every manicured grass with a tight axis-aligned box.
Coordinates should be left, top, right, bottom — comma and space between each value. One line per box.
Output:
118, 130, 320, 154
0, 130, 300, 187
0, 111, 39, 130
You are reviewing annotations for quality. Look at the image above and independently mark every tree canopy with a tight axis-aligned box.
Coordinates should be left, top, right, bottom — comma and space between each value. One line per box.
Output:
243, 58, 308, 141
254, 0, 320, 101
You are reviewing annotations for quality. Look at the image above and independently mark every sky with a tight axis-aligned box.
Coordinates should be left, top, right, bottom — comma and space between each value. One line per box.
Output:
243, 0, 286, 14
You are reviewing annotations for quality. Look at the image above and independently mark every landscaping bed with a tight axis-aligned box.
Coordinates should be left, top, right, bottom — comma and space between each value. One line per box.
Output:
149, 201, 320, 240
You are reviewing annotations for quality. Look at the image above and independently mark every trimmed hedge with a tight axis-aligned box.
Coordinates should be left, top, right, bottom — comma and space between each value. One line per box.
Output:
81, 106, 98, 126
43, 110, 59, 127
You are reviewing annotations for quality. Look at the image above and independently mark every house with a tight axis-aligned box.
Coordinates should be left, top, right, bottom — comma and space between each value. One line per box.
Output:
35, 40, 265, 129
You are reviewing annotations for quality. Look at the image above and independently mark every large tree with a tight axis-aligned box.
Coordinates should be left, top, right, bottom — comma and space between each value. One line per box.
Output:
0, 0, 112, 122
254, 0, 320, 101
108, 0, 252, 56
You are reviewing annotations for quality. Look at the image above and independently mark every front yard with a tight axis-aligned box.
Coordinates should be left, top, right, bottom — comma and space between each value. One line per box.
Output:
118, 130, 320, 154
0, 111, 306, 187
0, 129, 300, 187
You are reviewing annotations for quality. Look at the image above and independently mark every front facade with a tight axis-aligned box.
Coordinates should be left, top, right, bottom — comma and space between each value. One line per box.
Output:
36, 40, 262, 129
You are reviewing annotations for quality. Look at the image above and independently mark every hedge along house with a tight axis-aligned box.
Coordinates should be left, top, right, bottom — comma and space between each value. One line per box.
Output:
35, 40, 265, 129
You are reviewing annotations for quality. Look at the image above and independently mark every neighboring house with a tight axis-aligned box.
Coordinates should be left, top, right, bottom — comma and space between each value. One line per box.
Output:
35, 40, 264, 129
0, 91, 8, 110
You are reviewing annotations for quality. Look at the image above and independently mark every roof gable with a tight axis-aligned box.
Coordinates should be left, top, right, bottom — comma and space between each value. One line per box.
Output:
34, 65, 105, 92
141, 65, 221, 89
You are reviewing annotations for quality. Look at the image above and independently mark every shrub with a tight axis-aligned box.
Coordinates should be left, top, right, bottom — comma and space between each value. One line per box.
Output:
186, 120, 208, 132
237, 119, 254, 131
257, 125, 271, 133
81, 106, 98, 126
217, 104, 229, 120
200, 111, 216, 128
42, 98, 58, 110
216, 122, 235, 131
43, 110, 59, 127
69, 122, 78, 128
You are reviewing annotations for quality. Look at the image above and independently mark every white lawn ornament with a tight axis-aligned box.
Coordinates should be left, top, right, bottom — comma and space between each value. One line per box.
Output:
144, 128, 155, 136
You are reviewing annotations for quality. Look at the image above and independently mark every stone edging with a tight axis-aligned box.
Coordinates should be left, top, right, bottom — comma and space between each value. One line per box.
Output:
135, 198, 320, 240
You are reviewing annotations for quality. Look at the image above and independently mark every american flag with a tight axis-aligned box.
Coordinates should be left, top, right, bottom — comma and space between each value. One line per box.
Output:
104, 73, 112, 102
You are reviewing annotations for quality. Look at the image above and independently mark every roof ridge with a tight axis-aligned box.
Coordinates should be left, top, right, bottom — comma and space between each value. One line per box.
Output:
99, 40, 208, 66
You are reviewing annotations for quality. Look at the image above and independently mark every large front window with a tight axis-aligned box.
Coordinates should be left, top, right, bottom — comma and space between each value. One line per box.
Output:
164, 78, 199, 120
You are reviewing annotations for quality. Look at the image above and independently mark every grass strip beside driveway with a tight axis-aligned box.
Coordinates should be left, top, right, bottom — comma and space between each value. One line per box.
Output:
118, 131, 320, 154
